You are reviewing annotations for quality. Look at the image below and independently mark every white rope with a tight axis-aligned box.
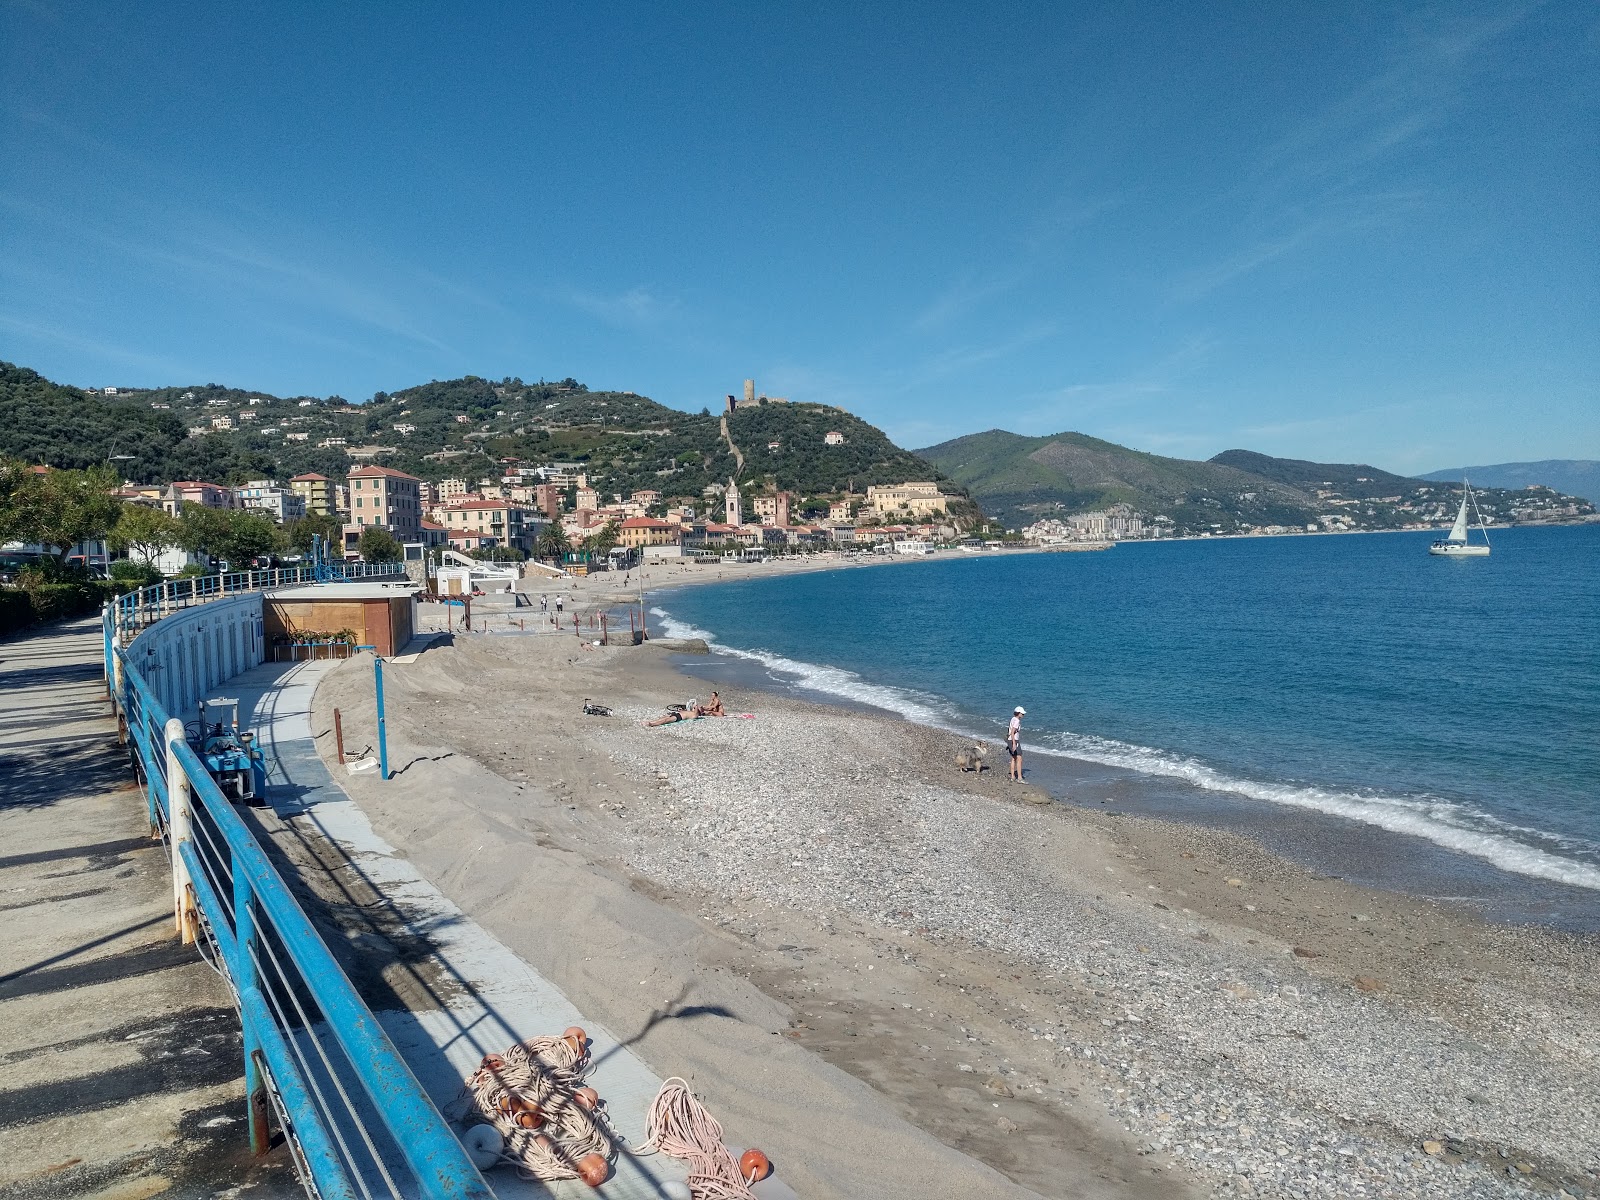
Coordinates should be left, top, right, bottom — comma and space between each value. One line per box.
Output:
640, 1077, 768, 1200
461, 1029, 615, 1186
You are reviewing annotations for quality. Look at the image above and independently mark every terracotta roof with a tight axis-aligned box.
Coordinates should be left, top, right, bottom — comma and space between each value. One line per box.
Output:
620, 517, 673, 529
289, 472, 330, 482
348, 465, 421, 481
169, 480, 225, 489
447, 498, 513, 511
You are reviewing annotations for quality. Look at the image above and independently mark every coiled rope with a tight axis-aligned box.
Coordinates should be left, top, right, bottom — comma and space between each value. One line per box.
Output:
640, 1077, 763, 1199
462, 1030, 614, 1183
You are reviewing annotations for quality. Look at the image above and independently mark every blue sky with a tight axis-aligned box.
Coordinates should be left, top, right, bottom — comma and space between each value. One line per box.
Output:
1, 1, 1595, 474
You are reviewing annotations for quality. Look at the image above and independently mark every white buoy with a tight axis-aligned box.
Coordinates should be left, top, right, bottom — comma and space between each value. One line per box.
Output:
462, 1122, 503, 1169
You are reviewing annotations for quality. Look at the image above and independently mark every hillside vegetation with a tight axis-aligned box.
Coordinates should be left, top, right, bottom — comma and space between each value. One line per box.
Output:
1, 362, 961, 516
918, 428, 1595, 534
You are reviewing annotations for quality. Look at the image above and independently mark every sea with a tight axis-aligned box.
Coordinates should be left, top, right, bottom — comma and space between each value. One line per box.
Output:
648, 524, 1600, 927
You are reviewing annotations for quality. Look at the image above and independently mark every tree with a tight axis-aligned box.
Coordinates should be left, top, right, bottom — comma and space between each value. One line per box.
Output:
0, 457, 39, 544
287, 510, 341, 554
588, 519, 620, 555
8, 465, 124, 557
108, 503, 179, 565
221, 510, 282, 566
174, 504, 282, 567
175, 503, 231, 560
536, 522, 570, 561
358, 526, 402, 563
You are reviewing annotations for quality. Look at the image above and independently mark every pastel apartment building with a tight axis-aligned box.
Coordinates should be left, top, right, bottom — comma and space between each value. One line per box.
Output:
234, 480, 306, 522
437, 498, 535, 553
348, 465, 423, 540
290, 473, 339, 516
617, 517, 683, 550
160, 481, 234, 516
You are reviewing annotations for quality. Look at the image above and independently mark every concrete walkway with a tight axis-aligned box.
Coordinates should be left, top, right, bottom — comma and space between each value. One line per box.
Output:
226, 658, 752, 1199
0, 615, 297, 1199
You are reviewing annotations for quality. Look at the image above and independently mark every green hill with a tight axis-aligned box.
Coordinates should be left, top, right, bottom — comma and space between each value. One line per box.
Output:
916, 429, 1596, 534
918, 428, 1311, 529
1208, 449, 1417, 499
1, 362, 965, 522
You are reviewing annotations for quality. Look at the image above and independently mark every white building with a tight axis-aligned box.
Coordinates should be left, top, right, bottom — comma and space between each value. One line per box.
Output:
234, 480, 306, 522
724, 479, 742, 527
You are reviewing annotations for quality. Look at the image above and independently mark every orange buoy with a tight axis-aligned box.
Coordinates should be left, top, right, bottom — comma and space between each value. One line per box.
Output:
494, 1093, 514, 1115
739, 1148, 771, 1181
507, 1094, 544, 1127
573, 1086, 600, 1110
562, 1025, 587, 1053
481, 1053, 505, 1071
575, 1153, 609, 1187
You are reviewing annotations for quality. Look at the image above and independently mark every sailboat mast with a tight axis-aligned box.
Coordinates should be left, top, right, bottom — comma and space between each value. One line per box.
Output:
1466, 479, 1491, 547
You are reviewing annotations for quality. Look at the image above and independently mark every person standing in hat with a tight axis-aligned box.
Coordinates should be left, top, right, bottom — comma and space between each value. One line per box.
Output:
1007, 706, 1026, 782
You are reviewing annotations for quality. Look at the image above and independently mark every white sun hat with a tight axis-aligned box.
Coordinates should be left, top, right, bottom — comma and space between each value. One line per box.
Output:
1014, 706, 1026, 715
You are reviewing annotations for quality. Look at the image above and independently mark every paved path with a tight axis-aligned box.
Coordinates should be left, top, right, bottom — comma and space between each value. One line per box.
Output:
0, 616, 297, 1200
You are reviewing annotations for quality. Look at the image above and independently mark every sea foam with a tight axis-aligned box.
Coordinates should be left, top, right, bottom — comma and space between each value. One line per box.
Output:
650, 606, 1600, 893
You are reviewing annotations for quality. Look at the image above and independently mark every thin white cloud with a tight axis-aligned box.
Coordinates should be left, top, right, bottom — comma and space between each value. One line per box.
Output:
1172, 7, 1532, 300
566, 285, 679, 330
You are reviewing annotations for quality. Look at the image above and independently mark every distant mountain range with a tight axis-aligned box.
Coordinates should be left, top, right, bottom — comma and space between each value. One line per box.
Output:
917, 429, 1595, 535
1419, 460, 1598, 504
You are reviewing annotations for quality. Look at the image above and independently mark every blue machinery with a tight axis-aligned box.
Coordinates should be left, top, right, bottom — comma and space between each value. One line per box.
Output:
105, 565, 494, 1200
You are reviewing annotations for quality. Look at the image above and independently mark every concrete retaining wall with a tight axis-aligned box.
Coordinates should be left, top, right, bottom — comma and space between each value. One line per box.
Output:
125, 593, 265, 720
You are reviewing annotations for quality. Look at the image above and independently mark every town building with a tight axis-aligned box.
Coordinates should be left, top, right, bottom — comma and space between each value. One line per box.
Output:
617, 517, 683, 551
160, 481, 234, 516
751, 492, 792, 527
824, 431, 845, 445
723, 480, 742, 527
235, 480, 306, 522
348, 465, 423, 540
437, 498, 536, 553
865, 482, 948, 519
290, 473, 339, 516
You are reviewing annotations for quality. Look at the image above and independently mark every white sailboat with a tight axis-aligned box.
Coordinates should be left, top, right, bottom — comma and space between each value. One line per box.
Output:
1429, 480, 1491, 557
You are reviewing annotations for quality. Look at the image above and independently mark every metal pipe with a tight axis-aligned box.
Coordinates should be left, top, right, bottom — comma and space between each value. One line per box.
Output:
165, 717, 196, 944
374, 658, 389, 781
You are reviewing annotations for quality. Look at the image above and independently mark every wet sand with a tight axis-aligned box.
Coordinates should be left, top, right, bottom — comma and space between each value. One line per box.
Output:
311, 618, 1600, 1200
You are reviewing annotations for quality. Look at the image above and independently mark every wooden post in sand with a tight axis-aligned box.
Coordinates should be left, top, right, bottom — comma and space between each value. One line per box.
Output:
574, 614, 580, 638
334, 708, 345, 763
600, 613, 608, 646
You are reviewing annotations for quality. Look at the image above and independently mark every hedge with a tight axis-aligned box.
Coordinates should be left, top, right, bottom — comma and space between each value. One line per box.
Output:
0, 580, 124, 638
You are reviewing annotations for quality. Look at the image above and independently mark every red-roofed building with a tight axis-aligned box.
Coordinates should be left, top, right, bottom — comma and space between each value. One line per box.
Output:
160, 481, 233, 515
348, 465, 422, 540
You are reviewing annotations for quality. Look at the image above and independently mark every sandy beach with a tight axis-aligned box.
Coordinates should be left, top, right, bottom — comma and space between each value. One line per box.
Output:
299, 567, 1600, 1200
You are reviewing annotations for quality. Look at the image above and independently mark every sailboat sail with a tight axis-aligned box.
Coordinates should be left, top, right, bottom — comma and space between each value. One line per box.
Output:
1447, 494, 1470, 542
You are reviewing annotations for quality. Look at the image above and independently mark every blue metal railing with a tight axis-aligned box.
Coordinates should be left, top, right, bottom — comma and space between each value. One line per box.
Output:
106, 566, 492, 1200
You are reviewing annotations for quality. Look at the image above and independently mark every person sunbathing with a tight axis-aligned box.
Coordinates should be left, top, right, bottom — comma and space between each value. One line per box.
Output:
645, 702, 700, 727
696, 691, 726, 717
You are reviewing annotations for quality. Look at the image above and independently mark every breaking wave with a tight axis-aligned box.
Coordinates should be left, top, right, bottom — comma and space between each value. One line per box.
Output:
650, 606, 1600, 893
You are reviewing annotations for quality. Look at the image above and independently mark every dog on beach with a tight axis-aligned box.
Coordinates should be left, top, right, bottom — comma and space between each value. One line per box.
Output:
954, 744, 988, 773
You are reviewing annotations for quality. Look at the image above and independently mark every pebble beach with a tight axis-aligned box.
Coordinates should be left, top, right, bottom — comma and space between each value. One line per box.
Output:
311, 573, 1600, 1200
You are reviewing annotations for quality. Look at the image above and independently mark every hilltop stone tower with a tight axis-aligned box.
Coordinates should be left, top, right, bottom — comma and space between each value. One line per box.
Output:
743, 379, 755, 405
725, 479, 742, 527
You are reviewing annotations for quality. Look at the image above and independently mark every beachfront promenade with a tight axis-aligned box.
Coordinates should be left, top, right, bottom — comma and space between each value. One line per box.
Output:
0, 615, 297, 1196
0, 603, 759, 1198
